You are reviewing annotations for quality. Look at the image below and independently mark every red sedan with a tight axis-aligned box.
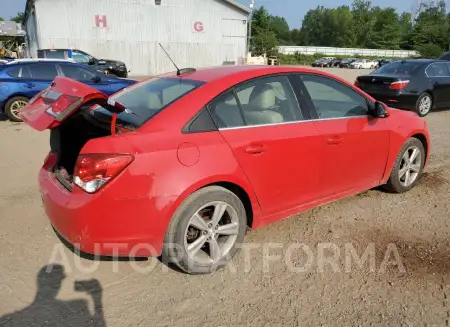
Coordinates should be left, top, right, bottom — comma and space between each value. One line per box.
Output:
20, 65, 430, 274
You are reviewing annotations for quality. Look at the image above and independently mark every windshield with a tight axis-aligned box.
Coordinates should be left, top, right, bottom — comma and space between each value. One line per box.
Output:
88, 77, 205, 127
373, 61, 422, 75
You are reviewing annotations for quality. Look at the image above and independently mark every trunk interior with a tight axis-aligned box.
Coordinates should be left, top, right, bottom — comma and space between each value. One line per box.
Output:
50, 112, 111, 189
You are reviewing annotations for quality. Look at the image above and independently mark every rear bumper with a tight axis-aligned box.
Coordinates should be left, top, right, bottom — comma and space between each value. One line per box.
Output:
39, 168, 176, 257
365, 92, 417, 111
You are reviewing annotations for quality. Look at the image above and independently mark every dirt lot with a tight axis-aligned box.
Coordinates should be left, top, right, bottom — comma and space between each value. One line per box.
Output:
1, 67, 450, 327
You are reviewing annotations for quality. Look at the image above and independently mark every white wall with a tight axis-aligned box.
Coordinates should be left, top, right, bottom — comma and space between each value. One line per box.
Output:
278, 46, 419, 58
33, 0, 249, 76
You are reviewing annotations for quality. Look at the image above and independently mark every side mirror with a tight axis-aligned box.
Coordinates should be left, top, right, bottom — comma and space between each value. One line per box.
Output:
88, 58, 96, 65
371, 101, 390, 118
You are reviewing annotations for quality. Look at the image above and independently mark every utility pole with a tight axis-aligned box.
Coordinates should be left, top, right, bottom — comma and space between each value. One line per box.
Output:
246, 0, 254, 62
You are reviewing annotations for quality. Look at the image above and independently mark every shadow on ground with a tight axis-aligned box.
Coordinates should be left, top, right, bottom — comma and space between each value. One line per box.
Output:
0, 264, 107, 326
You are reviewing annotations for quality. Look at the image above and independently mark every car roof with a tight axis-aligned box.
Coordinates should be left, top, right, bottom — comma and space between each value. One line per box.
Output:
386, 59, 443, 65
6, 58, 73, 65
157, 65, 338, 83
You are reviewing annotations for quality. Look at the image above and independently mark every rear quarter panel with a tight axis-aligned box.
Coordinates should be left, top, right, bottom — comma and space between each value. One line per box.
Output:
80, 128, 263, 238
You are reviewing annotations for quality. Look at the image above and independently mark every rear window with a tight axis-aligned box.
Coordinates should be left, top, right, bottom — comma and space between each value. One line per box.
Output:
374, 61, 422, 75
89, 77, 205, 127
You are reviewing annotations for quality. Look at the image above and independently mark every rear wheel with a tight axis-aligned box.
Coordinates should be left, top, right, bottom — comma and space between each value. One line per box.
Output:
415, 92, 433, 117
162, 186, 247, 274
5, 96, 29, 122
385, 138, 425, 193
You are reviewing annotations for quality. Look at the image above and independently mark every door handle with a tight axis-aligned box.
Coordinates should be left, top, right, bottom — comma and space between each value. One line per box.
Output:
327, 136, 343, 145
245, 143, 267, 154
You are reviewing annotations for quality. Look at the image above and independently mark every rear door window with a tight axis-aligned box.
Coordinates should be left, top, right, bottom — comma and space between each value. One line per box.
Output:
6, 66, 32, 78
28, 64, 59, 80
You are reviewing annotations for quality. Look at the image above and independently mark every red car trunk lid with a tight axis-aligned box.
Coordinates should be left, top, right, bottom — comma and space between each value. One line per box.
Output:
19, 76, 112, 131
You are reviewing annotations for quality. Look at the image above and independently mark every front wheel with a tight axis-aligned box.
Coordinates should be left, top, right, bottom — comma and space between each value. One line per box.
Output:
5, 96, 29, 122
385, 138, 425, 193
162, 186, 247, 274
415, 92, 433, 117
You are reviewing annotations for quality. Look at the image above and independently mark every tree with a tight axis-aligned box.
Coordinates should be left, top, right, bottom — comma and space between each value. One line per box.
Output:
0, 17, 4, 22
289, 28, 303, 46
301, 6, 328, 46
250, 7, 279, 55
269, 16, 291, 45
399, 12, 413, 49
368, 7, 401, 49
352, 0, 374, 47
10, 12, 25, 24
412, 0, 448, 57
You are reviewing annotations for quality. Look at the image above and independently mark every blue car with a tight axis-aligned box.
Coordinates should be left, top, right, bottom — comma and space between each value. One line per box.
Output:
0, 59, 137, 122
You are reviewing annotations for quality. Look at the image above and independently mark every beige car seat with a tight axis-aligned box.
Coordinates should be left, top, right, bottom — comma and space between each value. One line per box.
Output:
246, 83, 284, 125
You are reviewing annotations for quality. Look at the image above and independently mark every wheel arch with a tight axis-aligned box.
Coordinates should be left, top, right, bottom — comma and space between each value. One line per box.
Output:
2, 93, 30, 112
202, 181, 255, 228
411, 133, 429, 165
172, 176, 263, 230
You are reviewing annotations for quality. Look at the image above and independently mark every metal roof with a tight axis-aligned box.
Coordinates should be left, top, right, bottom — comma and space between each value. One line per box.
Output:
23, 0, 250, 24
221, 0, 251, 14
0, 21, 26, 37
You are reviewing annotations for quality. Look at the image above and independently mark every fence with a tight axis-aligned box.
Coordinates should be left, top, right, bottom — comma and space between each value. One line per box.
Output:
278, 46, 419, 58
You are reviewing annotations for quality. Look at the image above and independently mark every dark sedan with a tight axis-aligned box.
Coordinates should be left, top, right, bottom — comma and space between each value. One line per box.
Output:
355, 59, 450, 117
339, 58, 357, 68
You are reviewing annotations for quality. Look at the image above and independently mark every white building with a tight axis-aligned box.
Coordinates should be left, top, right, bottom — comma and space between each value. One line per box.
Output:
23, 0, 250, 76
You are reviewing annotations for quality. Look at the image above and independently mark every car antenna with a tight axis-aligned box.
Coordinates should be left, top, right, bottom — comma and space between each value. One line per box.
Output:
159, 43, 181, 76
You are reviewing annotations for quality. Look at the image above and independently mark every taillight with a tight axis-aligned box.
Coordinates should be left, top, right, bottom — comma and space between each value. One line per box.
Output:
354, 80, 360, 88
45, 93, 82, 119
73, 154, 134, 193
389, 80, 409, 90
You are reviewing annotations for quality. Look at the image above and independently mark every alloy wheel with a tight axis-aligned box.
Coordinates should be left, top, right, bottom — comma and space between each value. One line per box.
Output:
419, 95, 431, 115
398, 146, 422, 187
184, 201, 239, 265
9, 100, 28, 120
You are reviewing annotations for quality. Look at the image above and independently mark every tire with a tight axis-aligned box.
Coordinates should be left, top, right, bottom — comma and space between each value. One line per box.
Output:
162, 186, 247, 274
5, 96, 29, 122
415, 92, 433, 117
385, 137, 425, 193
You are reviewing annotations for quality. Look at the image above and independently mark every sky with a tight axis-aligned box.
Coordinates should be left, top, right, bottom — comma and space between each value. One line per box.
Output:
1, 0, 414, 28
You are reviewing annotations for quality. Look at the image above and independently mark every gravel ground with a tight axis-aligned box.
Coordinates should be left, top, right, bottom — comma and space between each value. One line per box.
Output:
0, 67, 449, 327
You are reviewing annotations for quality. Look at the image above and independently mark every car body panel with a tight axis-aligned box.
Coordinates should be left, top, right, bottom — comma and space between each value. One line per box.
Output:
22, 65, 430, 257
218, 122, 323, 216
312, 117, 390, 197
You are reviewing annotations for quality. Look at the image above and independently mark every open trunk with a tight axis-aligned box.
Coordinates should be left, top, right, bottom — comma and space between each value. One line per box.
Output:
17, 76, 134, 191
49, 112, 111, 190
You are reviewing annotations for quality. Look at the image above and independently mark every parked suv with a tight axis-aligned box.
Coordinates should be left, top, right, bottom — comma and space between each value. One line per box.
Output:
37, 49, 129, 78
